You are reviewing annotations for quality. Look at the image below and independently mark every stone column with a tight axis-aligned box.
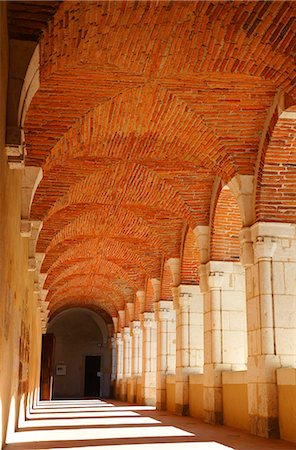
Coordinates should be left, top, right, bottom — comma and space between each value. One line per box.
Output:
141, 312, 157, 406
122, 327, 131, 401
240, 222, 296, 438
174, 285, 204, 415
200, 260, 247, 424
155, 300, 176, 410
115, 332, 123, 399
110, 336, 116, 397
130, 320, 142, 403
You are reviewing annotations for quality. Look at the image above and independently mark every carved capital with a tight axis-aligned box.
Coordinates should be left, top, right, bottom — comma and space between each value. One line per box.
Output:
253, 236, 277, 261
208, 271, 224, 289
141, 312, 156, 329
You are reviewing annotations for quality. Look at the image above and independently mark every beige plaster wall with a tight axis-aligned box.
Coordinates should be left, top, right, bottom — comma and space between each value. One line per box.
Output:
0, 6, 42, 446
189, 374, 204, 419
277, 368, 296, 443
222, 371, 248, 431
0, 5, 9, 444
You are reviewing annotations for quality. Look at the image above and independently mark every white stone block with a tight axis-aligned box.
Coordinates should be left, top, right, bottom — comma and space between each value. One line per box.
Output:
275, 328, 296, 355
229, 311, 246, 331
284, 262, 296, 295
222, 291, 245, 311
272, 262, 285, 295
247, 297, 260, 330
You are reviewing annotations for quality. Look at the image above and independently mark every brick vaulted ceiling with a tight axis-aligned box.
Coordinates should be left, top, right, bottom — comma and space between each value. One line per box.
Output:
21, 1, 296, 319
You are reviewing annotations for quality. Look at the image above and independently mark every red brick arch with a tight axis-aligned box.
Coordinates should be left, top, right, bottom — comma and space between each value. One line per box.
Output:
256, 107, 296, 223
43, 238, 157, 293
211, 187, 242, 262
23, 1, 296, 317
160, 260, 174, 301
49, 298, 117, 321
145, 279, 155, 313
48, 280, 126, 313
181, 227, 200, 285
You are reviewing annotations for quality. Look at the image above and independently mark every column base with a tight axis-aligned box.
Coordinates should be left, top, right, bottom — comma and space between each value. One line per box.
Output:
249, 415, 279, 439
156, 401, 166, 411
175, 403, 189, 416
204, 410, 223, 425
143, 397, 156, 406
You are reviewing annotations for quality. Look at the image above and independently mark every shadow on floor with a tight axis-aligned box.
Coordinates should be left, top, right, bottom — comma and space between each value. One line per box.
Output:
4, 399, 296, 450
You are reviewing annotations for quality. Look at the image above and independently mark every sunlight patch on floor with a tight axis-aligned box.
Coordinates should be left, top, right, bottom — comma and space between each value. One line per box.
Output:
19, 416, 159, 428
6, 425, 194, 444
43, 443, 234, 450
25, 410, 140, 419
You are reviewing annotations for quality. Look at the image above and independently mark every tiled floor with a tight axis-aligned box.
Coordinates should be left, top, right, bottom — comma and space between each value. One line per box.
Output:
4, 399, 296, 450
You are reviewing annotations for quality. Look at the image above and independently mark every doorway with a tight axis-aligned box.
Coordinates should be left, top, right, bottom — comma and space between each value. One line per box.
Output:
84, 355, 101, 397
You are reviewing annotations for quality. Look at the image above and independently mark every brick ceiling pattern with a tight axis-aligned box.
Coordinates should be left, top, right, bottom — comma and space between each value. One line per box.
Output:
22, 1, 296, 319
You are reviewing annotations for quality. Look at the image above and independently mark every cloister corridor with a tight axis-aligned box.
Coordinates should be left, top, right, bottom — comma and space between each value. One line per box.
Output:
1, 1, 296, 449
5, 399, 296, 450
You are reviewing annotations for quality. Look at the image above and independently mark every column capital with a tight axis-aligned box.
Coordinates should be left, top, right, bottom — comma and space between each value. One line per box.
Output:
154, 300, 175, 321
253, 235, 277, 261
178, 292, 192, 310
130, 320, 141, 336
116, 332, 123, 344
122, 326, 131, 340
141, 312, 156, 328
208, 271, 224, 289
251, 222, 296, 262
198, 262, 225, 292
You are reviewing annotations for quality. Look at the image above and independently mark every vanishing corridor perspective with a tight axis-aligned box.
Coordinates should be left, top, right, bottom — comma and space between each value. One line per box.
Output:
0, 0, 296, 448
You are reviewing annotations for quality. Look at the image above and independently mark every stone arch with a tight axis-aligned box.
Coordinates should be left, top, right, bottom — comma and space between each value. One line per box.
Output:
49, 302, 116, 324
47, 307, 112, 398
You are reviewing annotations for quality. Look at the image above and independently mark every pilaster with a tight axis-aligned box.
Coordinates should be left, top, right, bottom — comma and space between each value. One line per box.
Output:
140, 312, 157, 406
154, 300, 176, 410
242, 222, 296, 438
121, 327, 132, 401
200, 260, 247, 424
130, 320, 142, 403
115, 332, 123, 399
174, 285, 204, 416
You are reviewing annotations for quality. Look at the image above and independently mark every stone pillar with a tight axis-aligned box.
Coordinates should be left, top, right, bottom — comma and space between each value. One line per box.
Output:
130, 320, 142, 403
115, 332, 123, 399
155, 300, 176, 410
200, 260, 247, 424
122, 327, 131, 401
174, 285, 204, 415
110, 336, 116, 397
141, 312, 157, 406
240, 222, 296, 438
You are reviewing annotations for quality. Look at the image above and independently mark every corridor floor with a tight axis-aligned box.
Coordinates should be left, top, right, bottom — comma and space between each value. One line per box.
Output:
5, 399, 296, 450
